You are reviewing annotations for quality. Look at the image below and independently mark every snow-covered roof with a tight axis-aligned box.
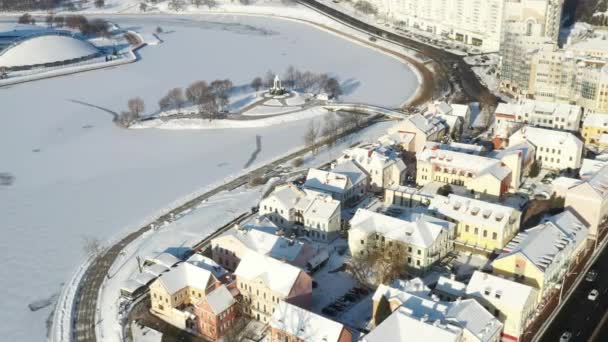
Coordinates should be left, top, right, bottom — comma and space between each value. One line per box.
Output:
241, 216, 279, 234
435, 276, 466, 298
491, 142, 536, 162
350, 209, 453, 248
405, 113, 448, 135
466, 271, 537, 311
581, 164, 608, 197
304, 168, 350, 194
509, 126, 583, 151
303, 195, 340, 221
145, 263, 170, 277
219, 227, 305, 262
450, 104, 470, 119
270, 301, 346, 342
580, 158, 608, 180
156, 262, 215, 295
552, 176, 582, 191
341, 143, 405, 172
332, 160, 368, 185
372, 279, 430, 301
429, 194, 518, 232
148, 252, 181, 268
435, 102, 453, 115
426, 141, 485, 155
262, 183, 309, 211
186, 254, 228, 279
133, 272, 157, 286
363, 307, 461, 342
204, 285, 235, 314
496, 211, 588, 272
418, 144, 511, 181
234, 251, 302, 296
583, 113, 608, 128
0, 32, 100, 68
522, 100, 581, 121
494, 103, 519, 117
378, 131, 416, 147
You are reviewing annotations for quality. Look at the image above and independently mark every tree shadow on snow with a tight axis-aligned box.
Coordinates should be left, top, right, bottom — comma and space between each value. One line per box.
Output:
340, 78, 361, 96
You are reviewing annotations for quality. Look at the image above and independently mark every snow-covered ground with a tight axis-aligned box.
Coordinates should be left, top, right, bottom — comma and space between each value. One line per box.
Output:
0, 12, 418, 341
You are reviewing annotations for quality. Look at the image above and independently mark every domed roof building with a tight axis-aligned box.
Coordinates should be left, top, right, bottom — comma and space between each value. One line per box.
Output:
0, 32, 101, 69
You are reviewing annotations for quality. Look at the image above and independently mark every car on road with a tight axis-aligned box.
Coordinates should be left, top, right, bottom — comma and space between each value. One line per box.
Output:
586, 269, 598, 282
560, 332, 572, 342
588, 289, 599, 301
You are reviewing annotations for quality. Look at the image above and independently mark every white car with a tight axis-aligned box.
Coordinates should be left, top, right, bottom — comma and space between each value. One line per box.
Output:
586, 270, 598, 282
588, 289, 599, 301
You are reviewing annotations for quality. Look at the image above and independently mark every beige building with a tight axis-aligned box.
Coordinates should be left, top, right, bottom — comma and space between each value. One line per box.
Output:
235, 251, 312, 323
348, 209, 454, 272
384, 185, 435, 208
270, 301, 352, 342
582, 113, 608, 146
492, 211, 588, 299
466, 271, 538, 342
429, 194, 521, 255
416, 143, 513, 198
149, 263, 220, 329
388, 114, 448, 153
303, 160, 369, 204
565, 164, 608, 239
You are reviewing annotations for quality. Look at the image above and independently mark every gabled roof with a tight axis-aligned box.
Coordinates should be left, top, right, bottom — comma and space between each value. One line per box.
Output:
583, 112, 608, 128
218, 228, 305, 262
435, 276, 466, 298
580, 164, 608, 198
147, 252, 181, 268
304, 168, 351, 194
495, 211, 588, 272
350, 209, 453, 248
332, 160, 368, 185
263, 183, 310, 211
466, 271, 537, 311
406, 113, 448, 135
157, 262, 216, 295
203, 285, 235, 314
234, 251, 302, 296
303, 195, 340, 221
186, 254, 228, 279
270, 301, 346, 342
509, 126, 583, 151
429, 194, 518, 232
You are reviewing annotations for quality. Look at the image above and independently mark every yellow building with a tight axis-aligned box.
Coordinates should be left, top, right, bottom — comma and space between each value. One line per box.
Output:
491, 211, 588, 299
149, 263, 220, 328
582, 113, 608, 146
429, 194, 521, 255
466, 271, 538, 342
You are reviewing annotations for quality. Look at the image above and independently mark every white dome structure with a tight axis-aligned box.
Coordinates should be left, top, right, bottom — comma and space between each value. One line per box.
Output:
0, 33, 100, 68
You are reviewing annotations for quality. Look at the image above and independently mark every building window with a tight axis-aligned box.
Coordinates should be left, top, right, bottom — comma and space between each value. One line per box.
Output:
492, 232, 498, 240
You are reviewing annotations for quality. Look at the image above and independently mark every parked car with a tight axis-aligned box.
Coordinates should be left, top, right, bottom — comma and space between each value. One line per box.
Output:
588, 289, 599, 301
586, 270, 598, 282
560, 332, 572, 342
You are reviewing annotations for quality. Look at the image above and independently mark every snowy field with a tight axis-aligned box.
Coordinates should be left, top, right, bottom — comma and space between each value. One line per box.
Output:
0, 14, 418, 341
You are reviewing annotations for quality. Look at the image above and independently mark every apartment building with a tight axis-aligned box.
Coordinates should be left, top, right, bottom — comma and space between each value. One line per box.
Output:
259, 183, 341, 242
492, 211, 588, 299
429, 194, 521, 255
416, 143, 513, 198
269, 301, 352, 342
371, 0, 505, 53
338, 143, 406, 191
499, 0, 564, 95
348, 209, 454, 271
508, 126, 583, 170
235, 251, 312, 323
466, 271, 538, 342
192, 285, 239, 341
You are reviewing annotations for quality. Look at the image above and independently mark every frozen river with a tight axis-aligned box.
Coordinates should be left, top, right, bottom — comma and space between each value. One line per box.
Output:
0, 14, 418, 341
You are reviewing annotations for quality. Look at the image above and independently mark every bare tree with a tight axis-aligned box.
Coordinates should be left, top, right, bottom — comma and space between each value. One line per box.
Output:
321, 113, 339, 147
158, 95, 171, 111
168, 0, 186, 11
324, 77, 342, 99
203, 0, 217, 8
53, 16, 64, 27
140, 2, 148, 11
186, 80, 209, 103
210, 79, 233, 111
251, 77, 263, 92
45, 13, 54, 27
350, 242, 406, 287
191, 0, 203, 7
18, 13, 33, 24
284, 65, 297, 89
94, 0, 105, 8
82, 236, 104, 258
304, 121, 319, 154
128, 97, 145, 119
166, 87, 186, 113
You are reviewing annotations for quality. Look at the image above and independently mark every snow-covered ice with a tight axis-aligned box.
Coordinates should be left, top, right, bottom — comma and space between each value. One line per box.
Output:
0, 14, 418, 341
